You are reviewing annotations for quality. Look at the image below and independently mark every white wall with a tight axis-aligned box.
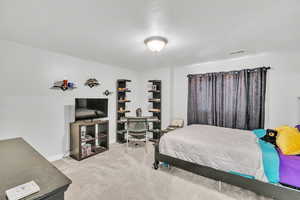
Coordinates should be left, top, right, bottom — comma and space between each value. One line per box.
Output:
171, 52, 300, 128
0, 40, 139, 161
136, 67, 172, 130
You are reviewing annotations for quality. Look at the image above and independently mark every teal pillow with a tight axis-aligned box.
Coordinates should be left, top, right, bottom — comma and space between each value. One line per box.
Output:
258, 139, 280, 183
252, 129, 266, 138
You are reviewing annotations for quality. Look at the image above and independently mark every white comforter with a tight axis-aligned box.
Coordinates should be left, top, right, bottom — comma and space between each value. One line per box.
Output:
159, 125, 266, 181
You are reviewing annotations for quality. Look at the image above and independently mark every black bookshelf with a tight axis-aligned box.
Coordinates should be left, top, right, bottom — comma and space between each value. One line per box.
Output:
148, 80, 161, 141
116, 79, 131, 143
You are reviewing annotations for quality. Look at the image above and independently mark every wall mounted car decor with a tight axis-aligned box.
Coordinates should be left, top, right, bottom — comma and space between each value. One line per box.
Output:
103, 90, 113, 96
51, 80, 76, 91
85, 78, 100, 88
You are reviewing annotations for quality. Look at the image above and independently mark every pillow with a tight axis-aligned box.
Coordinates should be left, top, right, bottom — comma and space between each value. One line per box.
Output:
258, 139, 280, 183
295, 125, 300, 132
252, 129, 266, 138
170, 119, 184, 127
261, 129, 278, 145
275, 126, 300, 155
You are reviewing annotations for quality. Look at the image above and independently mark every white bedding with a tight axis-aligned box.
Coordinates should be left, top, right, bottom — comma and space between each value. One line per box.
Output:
159, 125, 267, 181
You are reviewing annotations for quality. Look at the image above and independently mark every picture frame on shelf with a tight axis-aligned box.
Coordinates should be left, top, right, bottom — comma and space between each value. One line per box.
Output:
151, 85, 157, 91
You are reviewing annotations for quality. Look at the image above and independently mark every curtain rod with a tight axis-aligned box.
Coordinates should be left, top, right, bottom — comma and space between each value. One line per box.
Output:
187, 66, 271, 78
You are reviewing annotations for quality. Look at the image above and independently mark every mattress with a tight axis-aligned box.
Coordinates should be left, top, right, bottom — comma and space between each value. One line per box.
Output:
159, 125, 266, 181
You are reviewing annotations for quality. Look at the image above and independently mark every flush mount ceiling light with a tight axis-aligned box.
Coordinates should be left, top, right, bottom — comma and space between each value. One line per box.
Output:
144, 36, 168, 52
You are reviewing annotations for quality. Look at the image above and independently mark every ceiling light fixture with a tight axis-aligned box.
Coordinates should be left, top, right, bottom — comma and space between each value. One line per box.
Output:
144, 36, 168, 52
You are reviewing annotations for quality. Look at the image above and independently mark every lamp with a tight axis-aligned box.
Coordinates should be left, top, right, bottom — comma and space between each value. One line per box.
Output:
144, 36, 168, 52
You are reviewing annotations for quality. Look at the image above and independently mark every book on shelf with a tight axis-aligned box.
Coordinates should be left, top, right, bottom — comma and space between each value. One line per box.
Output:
118, 88, 130, 92
118, 99, 131, 103
149, 98, 161, 102
81, 135, 94, 142
81, 143, 93, 157
149, 108, 160, 112
118, 110, 130, 113
148, 90, 160, 93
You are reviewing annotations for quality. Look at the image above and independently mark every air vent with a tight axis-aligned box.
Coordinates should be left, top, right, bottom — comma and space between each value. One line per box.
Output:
230, 50, 245, 55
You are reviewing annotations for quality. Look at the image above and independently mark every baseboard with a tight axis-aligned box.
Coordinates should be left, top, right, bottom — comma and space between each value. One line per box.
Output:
47, 153, 68, 162
48, 141, 116, 162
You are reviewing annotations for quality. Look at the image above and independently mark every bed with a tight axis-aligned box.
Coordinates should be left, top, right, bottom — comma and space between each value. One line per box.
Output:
153, 125, 300, 200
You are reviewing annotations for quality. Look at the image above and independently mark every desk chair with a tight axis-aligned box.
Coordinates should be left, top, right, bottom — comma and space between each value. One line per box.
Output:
126, 117, 148, 152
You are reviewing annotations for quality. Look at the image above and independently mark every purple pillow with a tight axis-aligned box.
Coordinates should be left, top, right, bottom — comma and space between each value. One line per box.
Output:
295, 125, 300, 132
278, 149, 300, 188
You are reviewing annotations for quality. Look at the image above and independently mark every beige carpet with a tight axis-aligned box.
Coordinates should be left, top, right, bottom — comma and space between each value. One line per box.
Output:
53, 143, 272, 200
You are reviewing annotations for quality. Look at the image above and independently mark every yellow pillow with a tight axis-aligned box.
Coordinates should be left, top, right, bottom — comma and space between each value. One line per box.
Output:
275, 126, 300, 155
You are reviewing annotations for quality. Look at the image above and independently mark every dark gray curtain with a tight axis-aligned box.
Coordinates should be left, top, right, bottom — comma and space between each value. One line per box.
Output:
187, 67, 268, 130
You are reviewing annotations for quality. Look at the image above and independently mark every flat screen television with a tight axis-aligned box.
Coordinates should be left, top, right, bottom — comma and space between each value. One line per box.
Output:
75, 98, 108, 121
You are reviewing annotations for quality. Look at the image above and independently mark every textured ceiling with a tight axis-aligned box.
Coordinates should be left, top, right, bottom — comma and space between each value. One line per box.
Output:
0, 0, 299, 70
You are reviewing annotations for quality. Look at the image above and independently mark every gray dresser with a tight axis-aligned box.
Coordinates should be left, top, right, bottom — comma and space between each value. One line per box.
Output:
0, 138, 71, 200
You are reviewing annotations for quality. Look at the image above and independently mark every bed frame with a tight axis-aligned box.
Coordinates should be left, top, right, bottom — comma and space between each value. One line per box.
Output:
153, 142, 300, 200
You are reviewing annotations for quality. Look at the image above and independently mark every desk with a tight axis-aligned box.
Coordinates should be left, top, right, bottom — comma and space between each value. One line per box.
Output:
0, 138, 71, 200
119, 116, 160, 123
120, 116, 161, 141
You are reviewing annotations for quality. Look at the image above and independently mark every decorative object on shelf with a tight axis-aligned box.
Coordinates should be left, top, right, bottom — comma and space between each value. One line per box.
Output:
103, 90, 113, 96
136, 108, 142, 117
85, 78, 100, 88
118, 97, 130, 103
118, 88, 130, 92
80, 126, 86, 138
51, 80, 76, 91
152, 85, 157, 91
